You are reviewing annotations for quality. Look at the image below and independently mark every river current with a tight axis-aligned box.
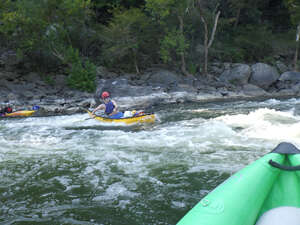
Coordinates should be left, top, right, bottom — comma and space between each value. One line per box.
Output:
1, 98, 300, 225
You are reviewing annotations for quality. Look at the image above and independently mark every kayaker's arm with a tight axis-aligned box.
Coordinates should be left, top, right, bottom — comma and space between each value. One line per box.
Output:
92, 104, 105, 115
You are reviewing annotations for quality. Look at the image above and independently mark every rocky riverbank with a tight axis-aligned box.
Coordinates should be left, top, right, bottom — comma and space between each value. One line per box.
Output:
1, 60, 300, 116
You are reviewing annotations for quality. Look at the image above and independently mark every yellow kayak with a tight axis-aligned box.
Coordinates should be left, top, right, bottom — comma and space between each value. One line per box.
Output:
2, 110, 36, 117
87, 111, 155, 125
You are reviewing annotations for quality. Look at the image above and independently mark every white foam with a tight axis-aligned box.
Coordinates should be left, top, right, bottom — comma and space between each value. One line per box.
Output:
2, 100, 300, 203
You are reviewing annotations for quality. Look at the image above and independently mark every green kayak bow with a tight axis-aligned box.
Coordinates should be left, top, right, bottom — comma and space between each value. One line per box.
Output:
177, 142, 300, 225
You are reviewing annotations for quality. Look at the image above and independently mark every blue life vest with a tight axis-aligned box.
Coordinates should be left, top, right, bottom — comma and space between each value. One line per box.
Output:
105, 100, 115, 115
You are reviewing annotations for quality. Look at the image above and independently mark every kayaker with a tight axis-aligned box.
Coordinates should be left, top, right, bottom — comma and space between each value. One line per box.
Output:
91, 91, 124, 119
0, 104, 13, 116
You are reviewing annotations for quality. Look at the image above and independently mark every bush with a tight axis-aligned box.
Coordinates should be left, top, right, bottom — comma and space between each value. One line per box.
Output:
217, 44, 246, 62
67, 60, 96, 93
65, 47, 96, 93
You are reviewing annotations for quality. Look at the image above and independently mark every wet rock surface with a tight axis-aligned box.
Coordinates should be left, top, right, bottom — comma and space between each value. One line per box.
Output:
1, 62, 299, 116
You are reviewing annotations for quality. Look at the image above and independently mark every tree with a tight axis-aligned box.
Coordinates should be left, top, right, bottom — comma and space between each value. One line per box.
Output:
194, 0, 221, 75
285, 0, 300, 70
0, 0, 93, 62
227, 0, 269, 28
101, 7, 151, 73
228, 0, 248, 28
146, 0, 192, 76
0, 0, 97, 92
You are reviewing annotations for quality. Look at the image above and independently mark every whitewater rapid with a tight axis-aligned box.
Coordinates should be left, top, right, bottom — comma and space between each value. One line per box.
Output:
1, 98, 300, 224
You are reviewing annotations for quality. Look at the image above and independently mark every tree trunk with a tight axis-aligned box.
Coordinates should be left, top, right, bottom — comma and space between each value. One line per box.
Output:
200, 11, 221, 75
294, 24, 300, 71
178, 15, 190, 76
133, 51, 140, 74
201, 16, 209, 75
294, 41, 299, 71
234, 7, 241, 28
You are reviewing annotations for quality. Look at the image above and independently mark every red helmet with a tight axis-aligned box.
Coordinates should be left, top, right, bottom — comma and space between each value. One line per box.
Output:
101, 91, 110, 99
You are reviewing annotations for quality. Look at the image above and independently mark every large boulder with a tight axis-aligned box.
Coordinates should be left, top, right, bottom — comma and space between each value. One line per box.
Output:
95, 78, 154, 104
96, 66, 118, 79
271, 71, 300, 96
219, 63, 251, 85
278, 71, 300, 82
0, 71, 20, 81
242, 84, 268, 96
22, 72, 47, 87
145, 69, 181, 88
249, 63, 280, 89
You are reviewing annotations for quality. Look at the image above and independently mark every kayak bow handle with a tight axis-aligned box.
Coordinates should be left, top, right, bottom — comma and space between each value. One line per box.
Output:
269, 160, 300, 171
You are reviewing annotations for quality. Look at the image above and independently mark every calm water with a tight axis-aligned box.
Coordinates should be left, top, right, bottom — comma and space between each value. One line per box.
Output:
1, 98, 300, 225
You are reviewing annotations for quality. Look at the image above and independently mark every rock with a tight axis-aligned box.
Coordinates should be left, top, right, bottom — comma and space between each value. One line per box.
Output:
276, 88, 296, 96
175, 84, 198, 93
96, 66, 118, 79
0, 71, 20, 81
7, 93, 18, 101
292, 83, 300, 94
77, 98, 94, 108
275, 61, 289, 74
242, 84, 268, 96
249, 63, 280, 89
0, 50, 21, 67
52, 74, 66, 87
180, 74, 197, 86
95, 78, 154, 104
219, 64, 251, 85
279, 71, 300, 82
146, 70, 181, 88
22, 90, 34, 100
1, 61, 300, 116
210, 62, 225, 75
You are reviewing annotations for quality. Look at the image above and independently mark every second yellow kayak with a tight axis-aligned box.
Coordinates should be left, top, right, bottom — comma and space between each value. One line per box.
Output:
2, 110, 36, 117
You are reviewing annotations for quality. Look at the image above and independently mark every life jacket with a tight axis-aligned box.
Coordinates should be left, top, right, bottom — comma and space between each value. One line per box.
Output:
5, 107, 12, 113
105, 100, 115, 115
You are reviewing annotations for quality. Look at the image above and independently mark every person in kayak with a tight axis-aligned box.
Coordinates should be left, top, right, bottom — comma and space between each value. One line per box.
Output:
91, 91, 124, 119
0, 104, 13, 116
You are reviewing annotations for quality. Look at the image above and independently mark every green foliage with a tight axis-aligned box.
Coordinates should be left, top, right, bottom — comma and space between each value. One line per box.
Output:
160, 29, 189, 64
223, 26, 274, 62
146, 0, 192, 70
187, 62, 198, 75
0, 0, 93, 61
218, 45, 246, 62
145, 0, 193, 26
65, 47, 96, 92
284, 0, 300, 26
146, 0, 173, 20
262, 56, 276, 65
64, 46, 81, 65
0, 0, 300, 79
67, 60, 96, 92
101, 7, 152, 71
42, 74, 55, 86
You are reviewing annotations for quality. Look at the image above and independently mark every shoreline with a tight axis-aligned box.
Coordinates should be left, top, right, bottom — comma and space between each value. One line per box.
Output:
2, 63, 300, 115
2, 89, 299, 117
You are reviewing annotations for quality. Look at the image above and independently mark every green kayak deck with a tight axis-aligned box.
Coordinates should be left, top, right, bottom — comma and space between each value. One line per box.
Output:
177, 142, 300, 225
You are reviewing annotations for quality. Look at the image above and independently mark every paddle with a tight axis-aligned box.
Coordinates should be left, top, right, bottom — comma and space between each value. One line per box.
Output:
74, 117, 93, 123
76, 108, 104, 122
82, 117, 94, 121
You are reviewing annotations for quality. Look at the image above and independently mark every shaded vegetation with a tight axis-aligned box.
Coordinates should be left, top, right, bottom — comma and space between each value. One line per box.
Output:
0, 0, 300, 91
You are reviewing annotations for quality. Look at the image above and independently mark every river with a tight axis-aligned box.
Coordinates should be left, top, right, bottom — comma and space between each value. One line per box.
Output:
1, 97, 300, 225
